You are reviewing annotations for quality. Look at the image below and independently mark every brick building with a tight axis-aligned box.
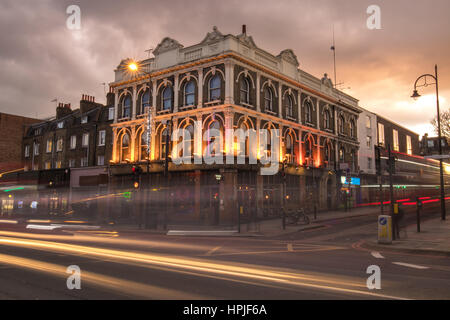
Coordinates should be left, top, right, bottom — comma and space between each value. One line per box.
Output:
0, 112, 40, 174
107, 26, 362, 226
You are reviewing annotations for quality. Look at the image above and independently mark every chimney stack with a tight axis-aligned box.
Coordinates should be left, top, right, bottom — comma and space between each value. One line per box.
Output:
242, 24, 247, 35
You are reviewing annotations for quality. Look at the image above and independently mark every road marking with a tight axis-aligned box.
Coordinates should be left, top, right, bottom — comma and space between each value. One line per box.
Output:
392, 262, 430, 270
287, 243, 293, 252
205, 246, 221, 256
371, 251, 384, 259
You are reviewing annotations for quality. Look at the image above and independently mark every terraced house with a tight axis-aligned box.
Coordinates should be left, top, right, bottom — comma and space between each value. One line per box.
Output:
108, 26, 362, 226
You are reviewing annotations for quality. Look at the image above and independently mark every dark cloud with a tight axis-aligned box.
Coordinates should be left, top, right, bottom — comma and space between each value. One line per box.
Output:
0, 0, 449, 136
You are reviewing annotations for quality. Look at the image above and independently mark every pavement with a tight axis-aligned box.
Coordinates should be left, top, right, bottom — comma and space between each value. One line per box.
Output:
363, 216, 450, 257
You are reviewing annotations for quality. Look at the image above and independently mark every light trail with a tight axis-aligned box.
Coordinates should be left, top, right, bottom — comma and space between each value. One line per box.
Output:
0, 252, 204, 299
0, 235, 408, 299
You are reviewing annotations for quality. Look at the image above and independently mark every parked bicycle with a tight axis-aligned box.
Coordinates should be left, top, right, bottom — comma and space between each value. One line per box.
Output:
285, 208, 310, 225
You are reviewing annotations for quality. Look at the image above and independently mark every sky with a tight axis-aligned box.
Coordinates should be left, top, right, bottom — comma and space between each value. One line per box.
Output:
1, 0, 449, 138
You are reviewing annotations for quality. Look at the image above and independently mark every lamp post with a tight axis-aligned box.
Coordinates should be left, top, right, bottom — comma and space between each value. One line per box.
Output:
411, 65, 446, 220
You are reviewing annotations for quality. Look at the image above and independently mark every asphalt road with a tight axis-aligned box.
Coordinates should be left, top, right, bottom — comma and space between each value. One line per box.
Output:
0, 207, 449, 300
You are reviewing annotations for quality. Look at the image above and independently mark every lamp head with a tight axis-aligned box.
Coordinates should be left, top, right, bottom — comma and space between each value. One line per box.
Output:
411, 89, 421, 100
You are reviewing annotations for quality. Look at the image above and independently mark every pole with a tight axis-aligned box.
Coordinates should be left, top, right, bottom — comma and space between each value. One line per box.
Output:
388, 144, 396, 239
435, 65, 446, 221
163, 119, 172, 230
416, 196, 421, 233
313, 167, 317, 219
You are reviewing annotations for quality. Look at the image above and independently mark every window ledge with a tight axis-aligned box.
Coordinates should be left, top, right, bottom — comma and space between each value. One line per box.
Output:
136, 114, 147, 118
265, 110, 277, 116
286, 115, 296, 121
241, 102, 255, 109
180, 105, 195, 111
158, 109, 171, 115
118, 117, 130, 122
204, 100, 221, 106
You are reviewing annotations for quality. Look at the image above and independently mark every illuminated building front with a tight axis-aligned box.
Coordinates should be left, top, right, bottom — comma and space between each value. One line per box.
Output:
108, 26, 361, 225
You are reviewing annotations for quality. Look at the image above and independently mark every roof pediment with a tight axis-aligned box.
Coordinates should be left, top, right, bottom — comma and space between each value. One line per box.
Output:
277, 49, 299, 67
200, 26, 225, 44
153, 37, 183, 55
236, 33, 257, 48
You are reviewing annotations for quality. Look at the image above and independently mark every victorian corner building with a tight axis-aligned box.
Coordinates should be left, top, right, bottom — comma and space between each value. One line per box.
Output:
108, 26, 361, 226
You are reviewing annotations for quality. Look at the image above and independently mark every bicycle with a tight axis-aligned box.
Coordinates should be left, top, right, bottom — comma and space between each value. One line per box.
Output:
286, 208, 310, 225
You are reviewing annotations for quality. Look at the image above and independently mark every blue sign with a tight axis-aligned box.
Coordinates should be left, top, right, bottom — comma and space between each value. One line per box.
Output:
379, 217, 387, 225
340, 176, 361, 186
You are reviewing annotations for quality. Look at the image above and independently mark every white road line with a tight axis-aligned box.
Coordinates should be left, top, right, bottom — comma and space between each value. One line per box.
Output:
287, 243, 294, 252
205, 246, 221, 256
393, 262, 430, 270
371, 251, 384, 259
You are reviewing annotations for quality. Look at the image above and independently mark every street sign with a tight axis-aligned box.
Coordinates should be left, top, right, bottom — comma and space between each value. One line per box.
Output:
378, 215, 392, 244
424, 154, 450, 160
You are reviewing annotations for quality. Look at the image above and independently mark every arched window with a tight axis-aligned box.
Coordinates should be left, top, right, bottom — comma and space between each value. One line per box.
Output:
264, 87, 273, 111
304, 100, 312, 123
349, 120, 355, 138
181, 124, 194, 158
120, 133, 130, 162
209, 75, 221, 101
160, 127, 169, 160
285, 133, 294, 163
138, 89, 150, 115
184, 81, 195, 106
324, 142, 332, 163
286, 95, 294, 118
236, 122, 249, 157
324, 110, 331, 129
122, 95, 131, 118
339, 148, 345, 161
206, 120, 222, 156
240, 78, 250, 104
339, 116, 345, 134
305, 138, 313, 159
162, 86, 173, 110
140, 131, 149, 161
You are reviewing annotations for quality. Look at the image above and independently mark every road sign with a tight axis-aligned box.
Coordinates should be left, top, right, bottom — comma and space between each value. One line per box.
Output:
378, 215, 392, 244
424, 154, 450, 160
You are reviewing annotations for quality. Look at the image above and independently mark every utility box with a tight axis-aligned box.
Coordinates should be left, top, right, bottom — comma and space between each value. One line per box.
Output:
378, 215, 392, 244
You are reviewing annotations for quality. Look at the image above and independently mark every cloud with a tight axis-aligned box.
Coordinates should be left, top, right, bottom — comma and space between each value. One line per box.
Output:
0, 0, 449, 137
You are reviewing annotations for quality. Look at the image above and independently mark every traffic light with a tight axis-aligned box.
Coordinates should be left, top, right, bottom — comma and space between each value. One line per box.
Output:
132, 165, 142, 189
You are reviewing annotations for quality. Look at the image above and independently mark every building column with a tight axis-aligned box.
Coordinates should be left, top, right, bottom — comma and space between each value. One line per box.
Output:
224, 61, 234, 104
174, 73, 179, 113
256, 72, 261, 112
195, 169, 201, 219
278, 84, 283, 117
297, 89, 302, 124
130, 125, 136, 162
114, 90, 119, 123
224, 109, 234, 161
198, 68, 203, 108
316, 99, 320, 129
195, 114, 203, 163
132, 85, 137, 120
112, 128, 118, 163
150, 107, 157, 160
152, 81, 157, 111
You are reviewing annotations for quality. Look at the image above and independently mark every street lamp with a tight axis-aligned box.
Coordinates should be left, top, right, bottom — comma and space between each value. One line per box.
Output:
411, 64, 446, 220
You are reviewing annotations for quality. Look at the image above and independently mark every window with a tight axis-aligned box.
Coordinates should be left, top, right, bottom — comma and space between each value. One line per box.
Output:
160, 128, 168, 160
368, 157, 372, 169
46, 139, 52, 153
366, 136, 372, 148
286, 96, 294, 118
339, 148, 345, 161
97, 155, 105, 166
324, 110, 331, 129
285, 133, 294, 163
304, 100, 313, 123
184, 81, 195, 106
141, 132, 149, 161
81, 157, 88, 167
57, 121, 64, 129
350, 120, 355, 138
240, 78, 249, 104
366, 116, 371, 128
45, 161, 51, 170
82, 133, 89, 147
139, 89, 150, 114
181, 125, 194, 158
34, 143, 39, 156
56, 137, 63, 152
339, 116, 345, 134
120, 133, 130, 162
108, 107, 114, 120
209, 75, 221, 101
98, 130, 106, 146
264, 87, 273, 111
70, 135, 77, 149
55, 161, 62, 169
122, 95, 131, 118
34, 128, 42, 135
81, 116, 88, 124
427, 140, 434, 148
33, 163, 39, 171
406, 135, 412, 155
378, 123, 385, 146
25, 145, 30, 158
162, 87, 173, 110
393, 129, 399, 151
206, 121, 222, 156
69, 159, 75, 168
